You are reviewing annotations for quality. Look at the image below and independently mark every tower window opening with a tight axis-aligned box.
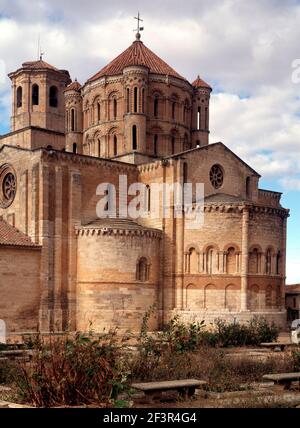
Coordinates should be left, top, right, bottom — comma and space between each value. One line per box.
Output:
142, 88, 145, 113
113, 135, 118, 156
172, 101, 176, 120
98, 139, 101, 157
72, 143, 77, 154
134, 87, 138, 113
49, 86, 58, 108
32, 84, 39, 106
127, 88, 130, 113
132, 125, 137, 150
246, 177, 251, 199
145, 185, 151, 212
154, 96, 159, 117
197, 107, 201, 130
97, 102, 101, 122
154, 135, 158, 156
71, 109, 76, 132
171, 136, 175, 154
113, 98, 117, 120
205, 107, 208, 130
17, 87, 22, 108
183, 162, 188, 184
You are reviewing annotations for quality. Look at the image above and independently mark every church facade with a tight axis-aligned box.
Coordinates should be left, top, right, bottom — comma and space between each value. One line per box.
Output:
0, 32, 289, 336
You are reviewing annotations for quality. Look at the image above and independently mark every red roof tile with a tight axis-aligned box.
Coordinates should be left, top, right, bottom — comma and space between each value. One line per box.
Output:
192, 75, 212, 90
0, 220, 39, 248
65, 79, 82, 92
88, 40, 186, 82
22, 59, 59, 72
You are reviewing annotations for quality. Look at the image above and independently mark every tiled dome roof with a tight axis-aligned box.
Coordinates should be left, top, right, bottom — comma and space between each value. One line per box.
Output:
65, 79, 82, 92
192, 75, 212, 90
88, 40, 186, 82
22, 59, 59, 71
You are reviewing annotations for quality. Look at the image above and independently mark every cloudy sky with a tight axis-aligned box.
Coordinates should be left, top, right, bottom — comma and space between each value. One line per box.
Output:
0, 0, 299, 283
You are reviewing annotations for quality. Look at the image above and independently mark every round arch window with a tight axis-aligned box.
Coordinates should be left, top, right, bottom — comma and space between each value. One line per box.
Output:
210, 164, 224, 189
0, 165, 17, 208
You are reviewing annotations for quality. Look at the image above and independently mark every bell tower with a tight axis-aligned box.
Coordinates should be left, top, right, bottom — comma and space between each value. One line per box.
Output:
8, 58, 71, 134
191, 76, 212, 147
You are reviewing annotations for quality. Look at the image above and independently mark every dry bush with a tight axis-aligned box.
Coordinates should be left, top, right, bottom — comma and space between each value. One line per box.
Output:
14, 332, 126, 407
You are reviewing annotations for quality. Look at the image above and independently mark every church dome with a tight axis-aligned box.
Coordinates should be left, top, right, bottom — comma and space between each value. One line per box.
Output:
65, 79, 82, 92
88, 39, 186, 82
192, 75, 212, 90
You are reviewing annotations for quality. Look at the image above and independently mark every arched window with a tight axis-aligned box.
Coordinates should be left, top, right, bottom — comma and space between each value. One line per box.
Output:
141, 88, 145, 113
205, 107, 208, 130
226, 247, 236, 274
97, 102, 101, 122
266, 249, 272, 275
136, 257, 149, 282
113, 98, 117, 120
246, 177, 251, 199
183, 162, 188, 183
71, 109, 76, 132
134, 87, 138, 113
49, 86, 58, 107
171, 136, 175, 155
72, 143, 77, 154
206, 246, 218, 274
276, 251, 281, 275
196, 140, 201, 148
154, 96, 159, 117
172, 101, 176, 120
197, 107, 201, 130
127, 88, 130, 113
132, 125, 137, 150
98, 139, 101, 157
32, 84, 39, 106
154, 135, 158, 156
249, 248, 260, 274
17, 87, 22, 108
113, 135, 118, 156
145, 185, 151, 213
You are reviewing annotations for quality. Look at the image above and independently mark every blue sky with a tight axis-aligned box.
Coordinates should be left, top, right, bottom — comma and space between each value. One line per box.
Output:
0, 0, 299, 283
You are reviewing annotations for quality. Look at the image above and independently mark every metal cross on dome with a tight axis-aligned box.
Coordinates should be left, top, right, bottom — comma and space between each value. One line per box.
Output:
134, 12, 144, 40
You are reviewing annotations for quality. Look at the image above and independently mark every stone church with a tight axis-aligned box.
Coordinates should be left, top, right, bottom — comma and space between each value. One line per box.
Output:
0, 30, 289, 336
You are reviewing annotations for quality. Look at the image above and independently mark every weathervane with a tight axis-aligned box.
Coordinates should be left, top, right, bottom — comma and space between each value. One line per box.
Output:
134, 12, 144, 40
37, 35, 45, 61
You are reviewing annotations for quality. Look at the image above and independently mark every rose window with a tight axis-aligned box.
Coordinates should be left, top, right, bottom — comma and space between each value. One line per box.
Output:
3, 173, 16, 201
210, 164, 224, 189
0, 165, 17, 208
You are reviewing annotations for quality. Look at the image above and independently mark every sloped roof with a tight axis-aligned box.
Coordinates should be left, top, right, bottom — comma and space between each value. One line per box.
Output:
0, 220, 39, 248
88, 39, 186, 82
192, 75, 212, 90
65, 80, 82, 92
21, 59, 60, 72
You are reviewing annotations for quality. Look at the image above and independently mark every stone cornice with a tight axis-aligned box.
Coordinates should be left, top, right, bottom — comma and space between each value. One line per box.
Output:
75, 226, 162, 239
41, 149, 137, 173
185, 201, 289, 218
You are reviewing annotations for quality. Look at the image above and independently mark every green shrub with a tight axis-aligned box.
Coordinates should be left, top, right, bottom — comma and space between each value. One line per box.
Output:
215, 317, 279, 347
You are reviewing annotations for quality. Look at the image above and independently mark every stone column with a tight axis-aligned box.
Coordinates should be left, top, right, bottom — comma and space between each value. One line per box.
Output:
281, 217, 288, 310
241, 208, 250, 311
67, 170, 82, 331
39, 165, 51, 331
53, 167, 63, 330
